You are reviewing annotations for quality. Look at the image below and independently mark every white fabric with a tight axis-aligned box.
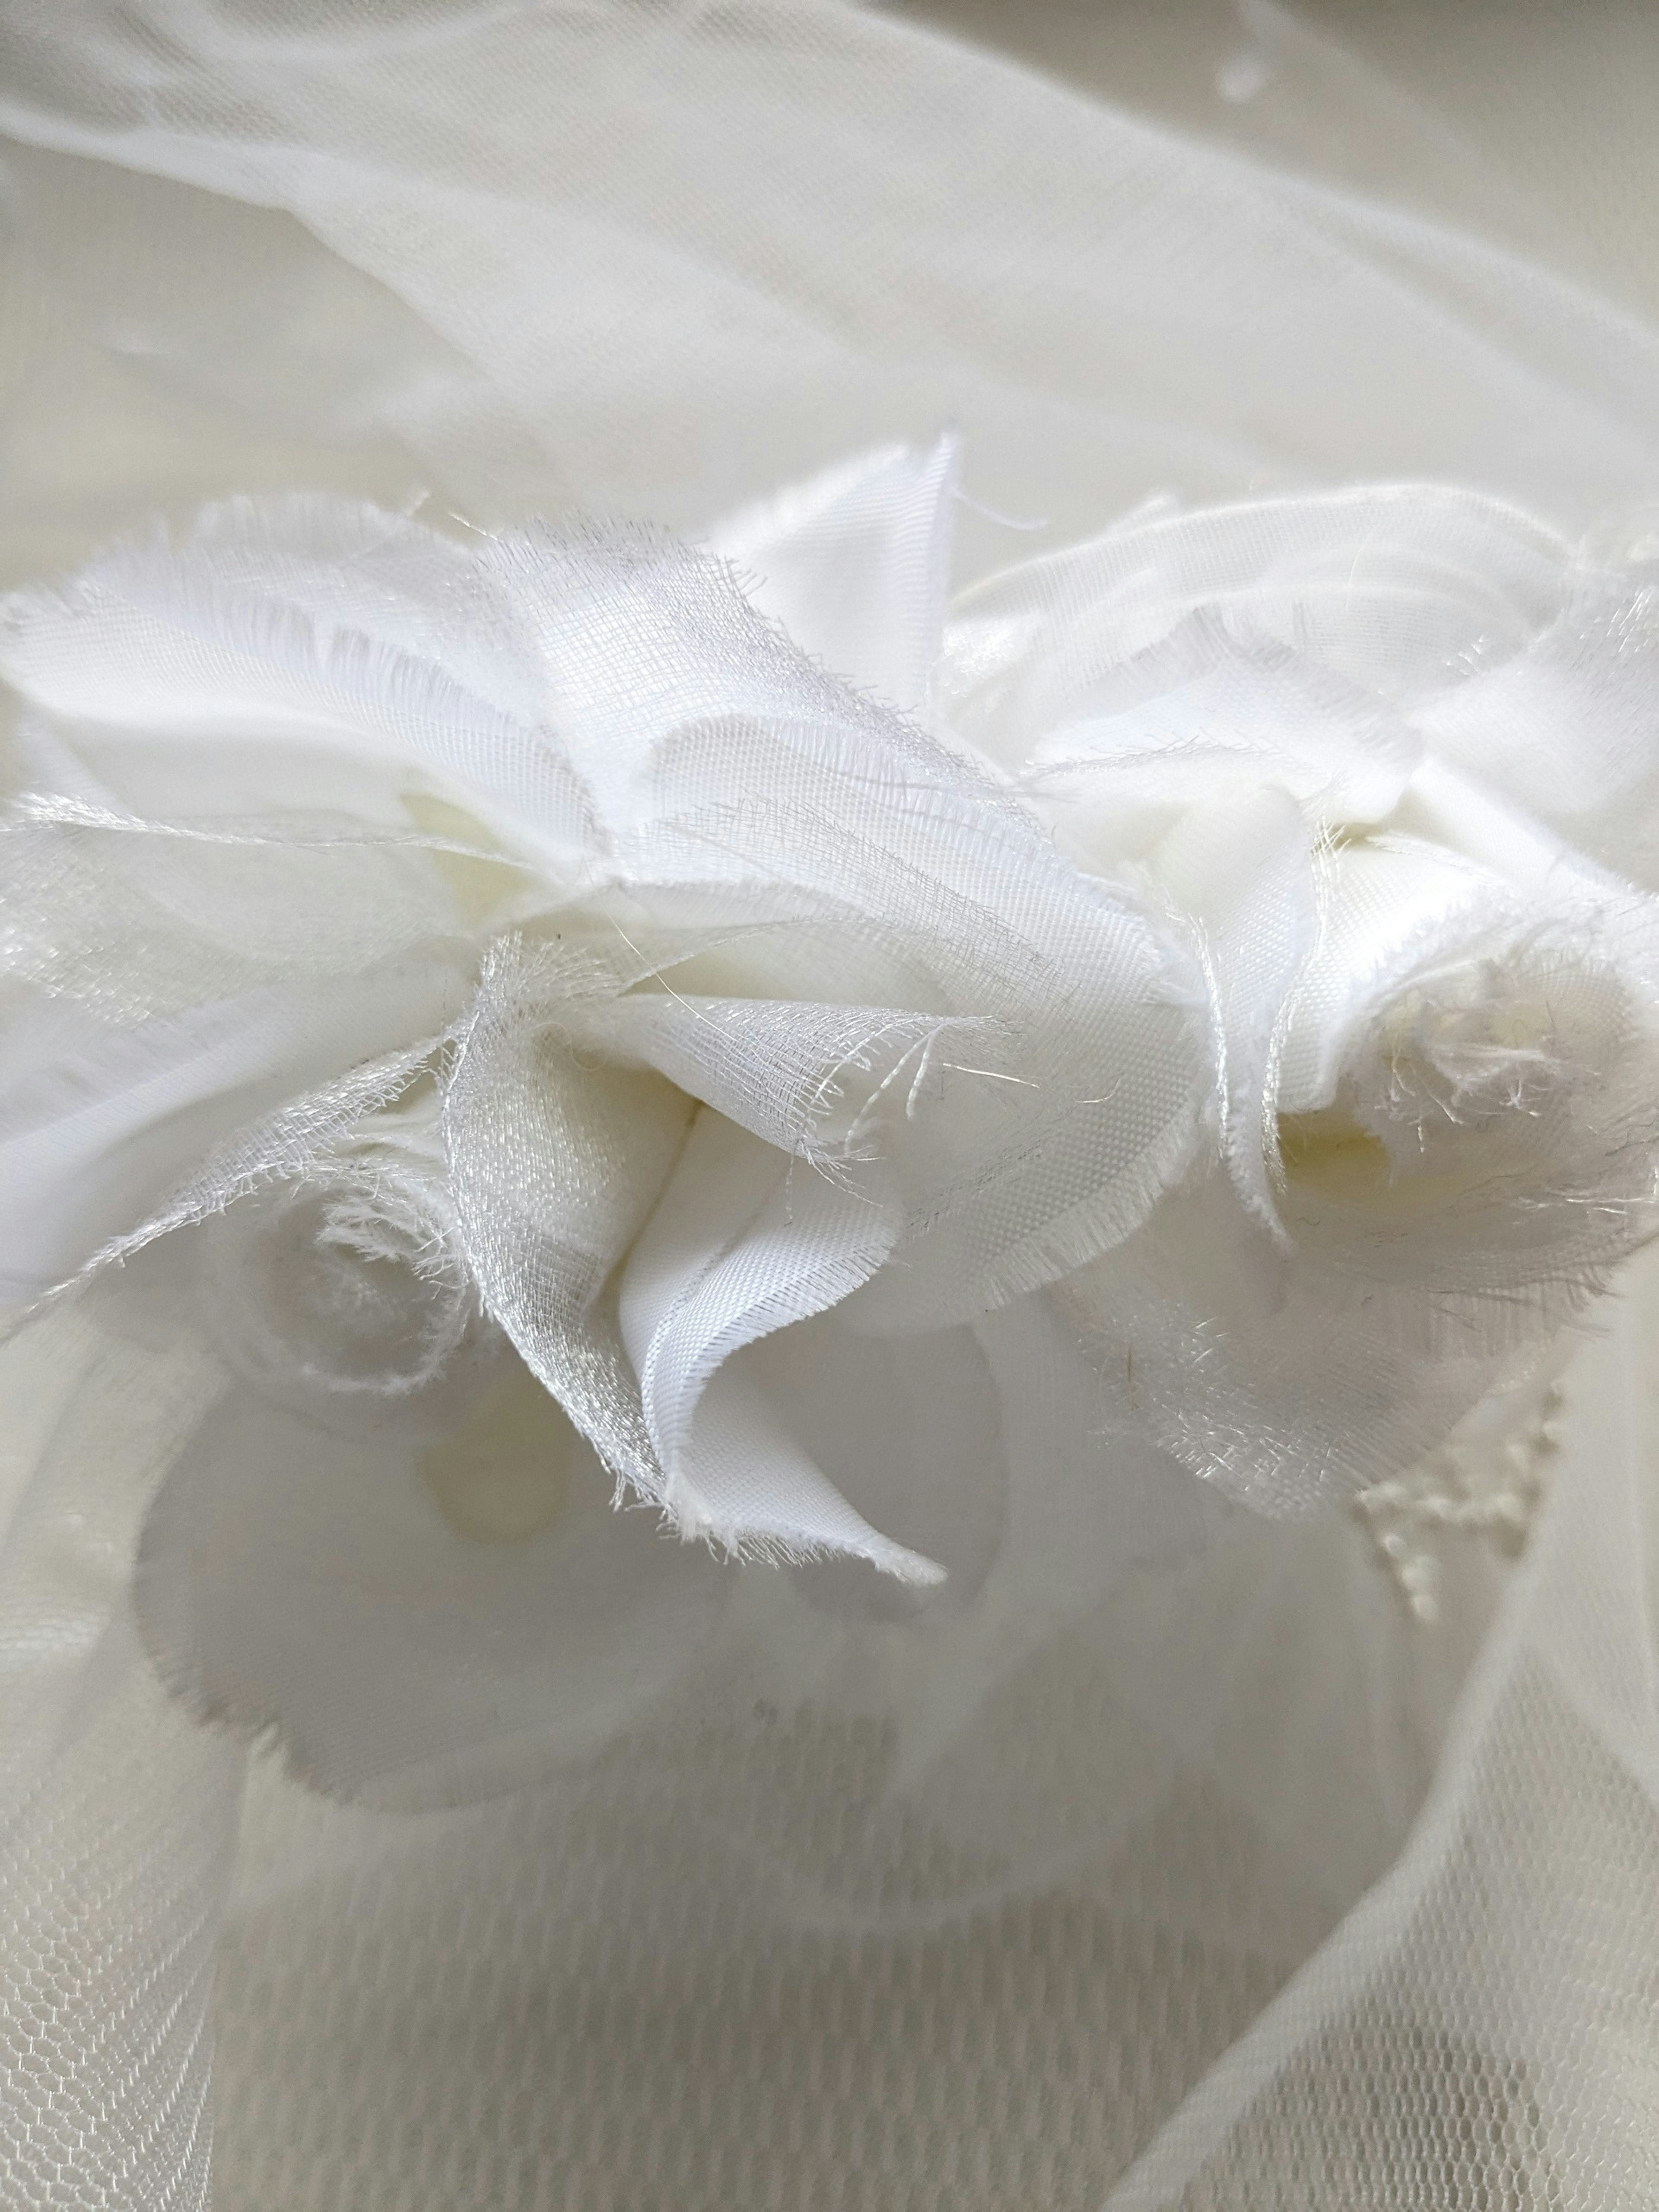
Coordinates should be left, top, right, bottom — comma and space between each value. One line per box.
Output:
2, 6, 1659, 2212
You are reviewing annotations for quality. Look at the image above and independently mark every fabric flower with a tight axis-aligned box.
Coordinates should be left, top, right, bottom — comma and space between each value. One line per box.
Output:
0, 451, 1208, 1798
14, 442, 1644, 1814
940, 484, 1659, 1506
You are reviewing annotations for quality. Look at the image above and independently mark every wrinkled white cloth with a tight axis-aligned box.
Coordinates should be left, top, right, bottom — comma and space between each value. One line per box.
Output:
3, 6, 1659, 2212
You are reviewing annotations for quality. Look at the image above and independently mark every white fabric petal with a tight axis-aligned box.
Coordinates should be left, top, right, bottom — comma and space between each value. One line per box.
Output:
1275, 838, 1659, 1290
572, 985, 957, 1170
1065, 830, 1659, 1512
709, 435, 958, 714
134, 1353, 728, 1809
442, 941, 696, 1506
0, 775, 491, 1029
478, 515, 973, 836
0, 954, 467, 1300
1022, 614, 1422, 871
1147, 784, 1320, 1238
641, 742, 1208, 1329
620, 1107, 939, 1580
942, 486, 1569, 767
1417, 562, 1659, 894
1061, 1173, 1516, 1515
0, 499, 600, 863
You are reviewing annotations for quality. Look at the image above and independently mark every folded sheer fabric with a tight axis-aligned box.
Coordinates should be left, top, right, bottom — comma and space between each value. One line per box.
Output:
1, 5, 1658, 2209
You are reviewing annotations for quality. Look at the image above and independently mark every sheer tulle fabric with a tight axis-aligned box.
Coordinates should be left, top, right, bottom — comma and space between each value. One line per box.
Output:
2, 6, 1659, 2212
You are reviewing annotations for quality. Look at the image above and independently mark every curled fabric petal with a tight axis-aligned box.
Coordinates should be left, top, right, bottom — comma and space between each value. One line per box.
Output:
620, 1107, 940, 1580
734, 1294, 1229, 1806
643, 753, 1208, 1329
16, 1033, 451, 1322
442, 941, 696, 1506
574, 986, 963, 1172
1272, 839, 1659, 1297
0, 790, 480, 1023
1063, 839, 1659, 1513
0, 954, 467, 1301
446, 938, 944, 1574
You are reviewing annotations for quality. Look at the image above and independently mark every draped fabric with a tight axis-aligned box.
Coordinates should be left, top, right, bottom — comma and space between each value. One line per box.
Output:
2, 5, 1659, 2209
